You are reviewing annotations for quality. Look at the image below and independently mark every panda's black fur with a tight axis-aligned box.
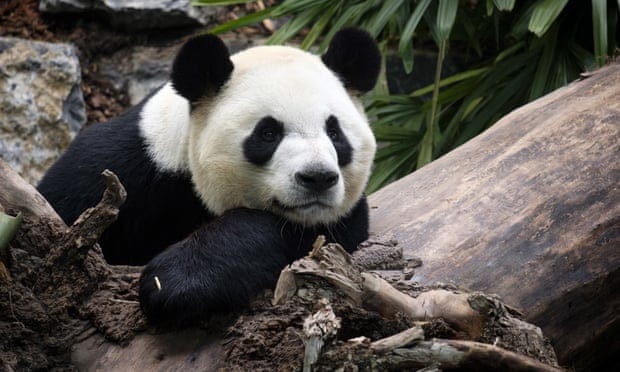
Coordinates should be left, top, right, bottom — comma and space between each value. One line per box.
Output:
38, 28, 381, 325
39, 93, 212, 265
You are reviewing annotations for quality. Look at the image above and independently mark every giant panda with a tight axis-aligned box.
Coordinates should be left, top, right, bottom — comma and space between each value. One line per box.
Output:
38, 28, 381, 325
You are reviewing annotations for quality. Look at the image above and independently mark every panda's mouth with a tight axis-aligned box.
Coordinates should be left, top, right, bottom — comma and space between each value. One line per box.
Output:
273, 199, 331, 211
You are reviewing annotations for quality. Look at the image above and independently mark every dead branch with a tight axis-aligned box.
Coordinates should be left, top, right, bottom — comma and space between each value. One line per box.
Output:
369, 325, 424, 352
275, 241, 484, 338
0, 161, 135, 370
275, 239, 560, 370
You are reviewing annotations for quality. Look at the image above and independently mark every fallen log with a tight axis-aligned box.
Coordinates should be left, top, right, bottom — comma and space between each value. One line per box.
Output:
1, 62, 617, 370
368, 63, 620, 370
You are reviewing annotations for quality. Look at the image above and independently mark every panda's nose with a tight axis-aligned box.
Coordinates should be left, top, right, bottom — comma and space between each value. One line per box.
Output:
295, 169, 339, 192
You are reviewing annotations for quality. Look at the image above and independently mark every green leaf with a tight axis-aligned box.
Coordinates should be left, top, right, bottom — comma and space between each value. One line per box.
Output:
461, 96, 484, 119
300, 3, 339, 50
368, 147, 417, 193
494, 41, 525, 62
400, 36, 415, 74
436, 0, 459, 42
528, 0, 569, 37
416, 126, 434, 168
486, 0, 494, 16
0, 212, 22, 257
592, 0, 608, 66
509, 3, 536, 39
493, 0, 515, 12
411, 67, 488, 97
319, 2, 378, 52
529, 26, 558, 99
375, 142, 420, 162
398, 0, 432, 65
366, 0, 406, 37
207, 8, 273, 34
568, 43, 596, 70
267, 6, 324, 45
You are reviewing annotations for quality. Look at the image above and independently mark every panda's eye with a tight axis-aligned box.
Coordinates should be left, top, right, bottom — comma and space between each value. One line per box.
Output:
244, 116, 284, 165
327, 128, 340, 141
326, 115, 341, 142
260, 127, 278, 142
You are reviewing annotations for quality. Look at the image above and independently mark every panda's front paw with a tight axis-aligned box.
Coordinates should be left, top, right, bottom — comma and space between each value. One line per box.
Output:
139, 259, 203, 326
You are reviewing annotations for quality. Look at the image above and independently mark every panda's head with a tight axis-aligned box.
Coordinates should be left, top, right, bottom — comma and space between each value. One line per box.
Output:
171, 29, 380, 226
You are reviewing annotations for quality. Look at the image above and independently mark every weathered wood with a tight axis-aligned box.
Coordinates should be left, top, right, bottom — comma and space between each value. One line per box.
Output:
271, 241, 558, 370
275, 242, 489, 339
368, 63, 620, 369
0, 160, 60, 223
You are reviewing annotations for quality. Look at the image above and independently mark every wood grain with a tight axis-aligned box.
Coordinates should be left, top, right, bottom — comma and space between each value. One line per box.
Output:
368, 63, 620, 369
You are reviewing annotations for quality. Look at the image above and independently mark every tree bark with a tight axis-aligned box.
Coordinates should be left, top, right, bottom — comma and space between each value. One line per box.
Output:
368, 63, 620, 370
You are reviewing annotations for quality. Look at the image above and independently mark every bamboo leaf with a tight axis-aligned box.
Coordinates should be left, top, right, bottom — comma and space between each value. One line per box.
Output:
399, 35, 416, 73
366, 0, 406, 37
267, 6, 324, 45
528, 0, 568, 37
529, 26, 558, 99
493, 0, 515, 12
368, 147, 417, 193
592, 0, 608, 66
486, 0, 494, 16
0, 212, 22, 257
417, 128, 434, 168
375, 142, 420, 162
207, 8, 273, 34
300, 3, 339, 50
411, 67, 488, 97
398, 0, 432, 62
319, 2, 379, 52
436, 0, 459, 42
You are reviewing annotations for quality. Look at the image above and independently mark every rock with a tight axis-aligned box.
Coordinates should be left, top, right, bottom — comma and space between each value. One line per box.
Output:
39, 0, 223, 30
0, 37, 85, 185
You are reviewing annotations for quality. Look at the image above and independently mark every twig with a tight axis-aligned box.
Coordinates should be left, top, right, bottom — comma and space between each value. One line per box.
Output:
370, 326, 424, 352
44, 170, 126, 264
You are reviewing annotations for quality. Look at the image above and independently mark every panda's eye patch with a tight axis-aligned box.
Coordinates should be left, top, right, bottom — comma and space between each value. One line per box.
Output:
244, 116, 284, 165
325, 115, 353, 167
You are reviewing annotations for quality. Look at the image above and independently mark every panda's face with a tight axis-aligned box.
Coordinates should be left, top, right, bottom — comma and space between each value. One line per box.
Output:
187, 46, 376, 226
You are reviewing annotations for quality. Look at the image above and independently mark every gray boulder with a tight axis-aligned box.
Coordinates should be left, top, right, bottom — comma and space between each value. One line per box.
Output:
39, 0, 222, 30
0, 37, 85, 185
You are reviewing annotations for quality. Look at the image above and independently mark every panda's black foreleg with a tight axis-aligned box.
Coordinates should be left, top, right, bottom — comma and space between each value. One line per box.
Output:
139, 198, 370, 326
138, 208, 296, 326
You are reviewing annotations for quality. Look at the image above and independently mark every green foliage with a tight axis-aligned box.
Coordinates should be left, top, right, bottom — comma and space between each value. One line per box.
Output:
195, 0, 619, 192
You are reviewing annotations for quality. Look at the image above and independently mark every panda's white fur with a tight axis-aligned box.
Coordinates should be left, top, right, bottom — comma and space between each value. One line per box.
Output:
140, 45, 376, 226
139, 83, 191, 172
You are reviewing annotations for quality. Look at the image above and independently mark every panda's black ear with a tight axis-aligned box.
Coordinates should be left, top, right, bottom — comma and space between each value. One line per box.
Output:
171, 34, 234, 103
321, 28, 381, 93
